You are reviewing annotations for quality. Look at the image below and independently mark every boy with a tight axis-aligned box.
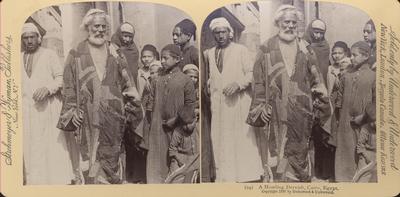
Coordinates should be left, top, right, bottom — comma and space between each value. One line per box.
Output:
166, 64, 200, 183
146, 44, 196, 183
334, 41, 375, 182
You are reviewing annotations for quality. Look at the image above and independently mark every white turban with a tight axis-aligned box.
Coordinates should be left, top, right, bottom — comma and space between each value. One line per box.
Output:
80, 9, 110, 30
22, 23, 41, 42
209, 17, 234, 38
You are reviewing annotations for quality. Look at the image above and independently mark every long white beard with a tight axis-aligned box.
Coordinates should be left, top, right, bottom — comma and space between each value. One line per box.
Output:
88, 34, 106, 46
278, 30, 297, 43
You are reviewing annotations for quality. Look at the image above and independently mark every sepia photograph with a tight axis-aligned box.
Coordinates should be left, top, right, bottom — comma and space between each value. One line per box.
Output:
2, 0, 399, 196
201, 0, 376, 183
21, 1, 200, 185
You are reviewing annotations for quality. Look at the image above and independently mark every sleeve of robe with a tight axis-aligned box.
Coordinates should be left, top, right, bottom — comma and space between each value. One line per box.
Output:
307, 49, 331, 131
247, 49, 268, 127
191, 46, 199, 67
177, 78, 196, 125
57, 51, 79, 131
45, 50, 63, 95
236, 45, 253, 90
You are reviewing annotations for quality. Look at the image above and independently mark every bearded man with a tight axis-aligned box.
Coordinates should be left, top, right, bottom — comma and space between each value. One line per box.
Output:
57, 9, 141, 184
247, 5, 329, 182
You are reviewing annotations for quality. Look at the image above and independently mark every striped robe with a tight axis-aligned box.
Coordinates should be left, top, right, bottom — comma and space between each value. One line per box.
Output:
57, 40, 141, 184
249, 35, 329, 182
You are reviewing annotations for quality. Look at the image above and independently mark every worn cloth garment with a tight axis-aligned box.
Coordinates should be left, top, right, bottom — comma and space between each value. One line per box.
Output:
249, 36, 329, 182
111, 27, 140, 84
204, 42, 263, 182
200, 52, 216, 182
57, 40, 141, 184
178, 44, 199, 69
304, 22, 330, 85
168, 125, 199, 173
368, 44, 377, 70
22, 47, 73, 185
334, 62, 375, 182
146, 66, 196, 183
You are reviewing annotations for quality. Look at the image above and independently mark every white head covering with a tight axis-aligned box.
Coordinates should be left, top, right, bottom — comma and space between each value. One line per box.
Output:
274, 4, 303, 26
209, 17, 234, 39
22, 23, 42, 43
120, 23, 134, 34
182, 64, 199, 73
311, 19, 326, 31
80, 8, 109, 30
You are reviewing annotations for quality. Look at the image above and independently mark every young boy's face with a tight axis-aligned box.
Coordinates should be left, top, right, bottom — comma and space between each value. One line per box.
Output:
332, 47, 346, 64
184, 70, 199, 85
350, 47, 369, 67
161, 51, 180, 71
149, 66, 159, 81
141, 50, 156, 67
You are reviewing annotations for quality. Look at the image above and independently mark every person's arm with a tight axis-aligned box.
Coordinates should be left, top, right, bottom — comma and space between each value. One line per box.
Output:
191, 46, 199, 67
46, 50, 63, 95
57, 51, 81, 130
177, 77, 196, 128
246, 49, 272, 126
118, 55, 141, 101
237, 45, 253, 90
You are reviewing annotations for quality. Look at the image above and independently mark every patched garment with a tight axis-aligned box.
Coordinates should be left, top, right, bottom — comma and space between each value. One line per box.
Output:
58, 40, 141, 184
249, 35, 328, 182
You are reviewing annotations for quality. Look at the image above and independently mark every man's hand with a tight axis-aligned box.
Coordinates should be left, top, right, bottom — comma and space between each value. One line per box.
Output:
184, 121, 197, 133
163, 117, 177, 128
312, 83, 328, 98
223, 82, 240, 96
72, 109, 84, 128
350, 114, 364, 127
261, 104, 272, 123
32, 87, 50, 102
123, 86, 140, 101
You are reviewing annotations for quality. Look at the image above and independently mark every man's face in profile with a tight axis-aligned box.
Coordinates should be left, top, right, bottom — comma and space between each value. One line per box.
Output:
363, 23, 376, 44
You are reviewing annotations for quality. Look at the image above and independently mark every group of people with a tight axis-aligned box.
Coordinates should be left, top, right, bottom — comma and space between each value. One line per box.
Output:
202, 5, 376, 183
22, 8, 200, 185
21, 5, 377, 185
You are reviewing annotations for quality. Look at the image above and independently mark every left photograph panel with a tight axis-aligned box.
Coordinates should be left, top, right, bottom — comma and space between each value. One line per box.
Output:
21, 2, 199, 185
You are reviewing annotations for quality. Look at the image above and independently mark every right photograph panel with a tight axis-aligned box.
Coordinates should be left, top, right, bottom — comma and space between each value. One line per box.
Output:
200, 0, 376, 183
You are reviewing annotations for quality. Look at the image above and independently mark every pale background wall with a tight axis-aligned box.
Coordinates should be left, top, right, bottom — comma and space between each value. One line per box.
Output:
259, 0, 371, 51
25, 2, 195, 67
